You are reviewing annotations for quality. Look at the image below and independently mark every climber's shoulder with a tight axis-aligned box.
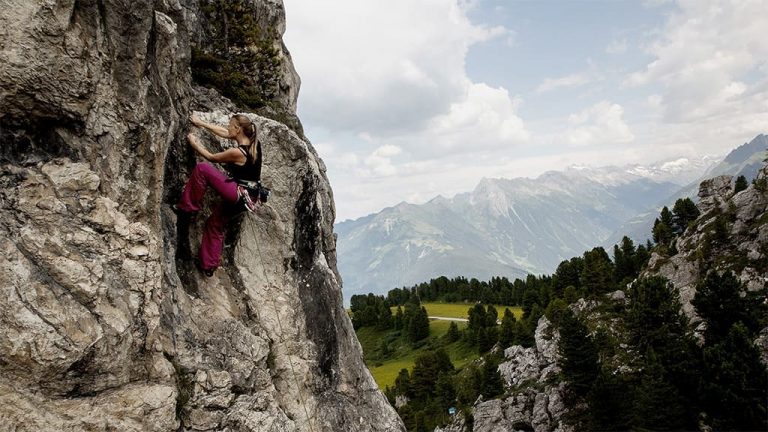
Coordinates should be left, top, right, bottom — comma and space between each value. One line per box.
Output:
209, 147, 247, 165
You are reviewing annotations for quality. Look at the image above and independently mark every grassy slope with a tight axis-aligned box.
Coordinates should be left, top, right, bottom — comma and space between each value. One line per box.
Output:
359, 303, 523, 389
391, 302, 523, 320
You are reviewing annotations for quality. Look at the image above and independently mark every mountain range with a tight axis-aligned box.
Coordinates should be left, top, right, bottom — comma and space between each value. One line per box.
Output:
336, 135, 766, 300
605, 134, 768, 246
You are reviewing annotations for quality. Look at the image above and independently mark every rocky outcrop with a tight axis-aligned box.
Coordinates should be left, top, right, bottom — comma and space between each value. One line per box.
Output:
468, 317, 569, 432
0, 1, 403, 431
697, 175, 734, 215
645, 162, 768, 323
498, 317, 560, 389
469, 384, 568, 432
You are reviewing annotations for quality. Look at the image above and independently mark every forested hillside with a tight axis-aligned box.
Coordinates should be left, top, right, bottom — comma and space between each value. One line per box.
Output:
352, 161, 768, 432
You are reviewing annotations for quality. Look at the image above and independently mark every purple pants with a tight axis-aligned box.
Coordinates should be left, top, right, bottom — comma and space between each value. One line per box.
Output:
177, 162, 240, 270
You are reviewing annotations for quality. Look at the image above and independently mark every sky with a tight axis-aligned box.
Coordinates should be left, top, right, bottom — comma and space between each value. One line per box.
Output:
282, 0, 768, 222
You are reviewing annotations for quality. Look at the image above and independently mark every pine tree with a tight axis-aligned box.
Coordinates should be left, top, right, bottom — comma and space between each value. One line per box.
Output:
626, 276, 701, 426
581, 247, 614, 295
393, 306, 404, 330
712, 214, 729, 244
633, 348, 686, 431
414, 412, 428, 432
393, 368, 411, 397
554, 257, 583, 296
626, 277, 689, 356
411, 349, 454, 402
477, 327, 491, 353
480, 355, 504, 399
544, 298, 568, 326
484, 304, 499, 348
652, 206, 675, 246
587, 368, 631, 431
558, 310, 599, 399
521, 289, 540, 319
514, 318, 534, 348
376, 301, 392, 330
484, 305, 498, 327
700, 322, 768, 431
407, 306, 430, 343
434, 372, 456, 409
498, 308, 516, 347
444, 321, 460, 343
634, 242, 651, 271
671, 197, 700, 234
377, 339, 392, 359
558, 310, 599, 430
692, 270, 766, 343
734, 174, 748, 193
612, 236, 637, 285
455, 364, 482, 406
467, 303, 486, 343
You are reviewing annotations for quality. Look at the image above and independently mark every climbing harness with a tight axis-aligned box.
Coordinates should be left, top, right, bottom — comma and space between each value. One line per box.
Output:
244, 206, 317, 432
234, 179, 271, 213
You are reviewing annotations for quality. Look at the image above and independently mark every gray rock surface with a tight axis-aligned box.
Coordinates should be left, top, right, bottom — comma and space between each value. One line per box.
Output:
644, 162, 768, 324
483, 317, 568, 432
434, 414, 468, 432
697, 175, 734, 216
0, 1, 403, 431
470, 383, 570, 432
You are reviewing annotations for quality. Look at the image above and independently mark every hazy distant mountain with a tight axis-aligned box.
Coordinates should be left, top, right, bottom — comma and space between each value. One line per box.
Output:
336, 156, 721, 300
605, 134, 768, 246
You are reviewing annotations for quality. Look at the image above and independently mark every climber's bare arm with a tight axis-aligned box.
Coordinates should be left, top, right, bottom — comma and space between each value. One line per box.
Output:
187, 134, 246, 164
190, 114, 232, 139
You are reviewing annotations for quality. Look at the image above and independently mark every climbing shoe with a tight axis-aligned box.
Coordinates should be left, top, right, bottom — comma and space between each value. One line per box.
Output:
196, 261, 215, 277
172, 204, 197, 216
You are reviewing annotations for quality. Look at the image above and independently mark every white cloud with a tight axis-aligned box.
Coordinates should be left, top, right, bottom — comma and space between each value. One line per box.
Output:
371, 144, 402, 158
536, 74, 590, 93
625, 0, 768, 123
646, 94, 663, 110
288, 0, 767, 222
360, 145, 404, 177
425, 82, 529, 151
284, 0, 508, 135
564, 101, 634, 147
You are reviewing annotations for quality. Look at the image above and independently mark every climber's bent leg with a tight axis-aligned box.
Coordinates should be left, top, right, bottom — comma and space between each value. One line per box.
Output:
177, 162, 239, 212
199, 202, 229, 271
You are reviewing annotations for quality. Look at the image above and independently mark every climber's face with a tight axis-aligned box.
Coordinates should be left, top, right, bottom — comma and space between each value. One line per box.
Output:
228, 117, 241, 138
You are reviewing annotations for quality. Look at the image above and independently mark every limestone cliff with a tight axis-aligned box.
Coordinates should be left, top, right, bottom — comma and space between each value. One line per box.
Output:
0, 1, 403, 430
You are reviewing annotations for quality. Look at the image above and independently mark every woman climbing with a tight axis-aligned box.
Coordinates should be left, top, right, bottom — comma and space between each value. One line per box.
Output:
175, 113, 263, 277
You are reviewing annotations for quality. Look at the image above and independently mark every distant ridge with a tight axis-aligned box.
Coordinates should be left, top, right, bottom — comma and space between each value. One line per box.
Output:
336, 154, 724, 300
605, 134, 768, 246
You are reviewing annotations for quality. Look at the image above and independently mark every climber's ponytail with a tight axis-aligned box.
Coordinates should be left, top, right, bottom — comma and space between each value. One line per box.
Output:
232, 114, 261, 164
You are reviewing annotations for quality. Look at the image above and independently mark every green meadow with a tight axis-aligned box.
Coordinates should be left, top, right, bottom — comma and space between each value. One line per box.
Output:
358, 303, 522, 389
391, 302, 523, 320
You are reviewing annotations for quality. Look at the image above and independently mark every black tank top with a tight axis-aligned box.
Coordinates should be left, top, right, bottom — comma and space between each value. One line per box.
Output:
226, 142, 262, 182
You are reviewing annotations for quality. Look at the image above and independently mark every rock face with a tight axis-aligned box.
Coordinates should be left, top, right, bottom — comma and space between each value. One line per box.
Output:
645, 163, 768, 323
0, 1, 403, 431
697, 175, 734, 216
471, 317, 570, 432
